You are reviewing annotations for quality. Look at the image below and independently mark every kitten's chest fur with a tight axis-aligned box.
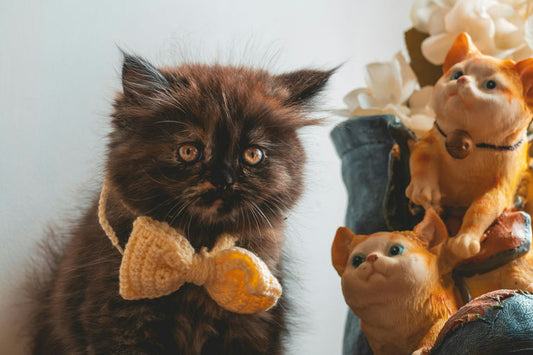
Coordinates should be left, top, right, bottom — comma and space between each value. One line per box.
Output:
31, 200, 286, 355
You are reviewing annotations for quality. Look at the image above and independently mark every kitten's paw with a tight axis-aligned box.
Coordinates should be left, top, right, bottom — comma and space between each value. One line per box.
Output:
406, 180, 441, 211
448, 233, 481, 259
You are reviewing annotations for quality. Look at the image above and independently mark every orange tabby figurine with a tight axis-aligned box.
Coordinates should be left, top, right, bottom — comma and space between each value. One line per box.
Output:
332, 210, 458, 355
406, 32, 533, 259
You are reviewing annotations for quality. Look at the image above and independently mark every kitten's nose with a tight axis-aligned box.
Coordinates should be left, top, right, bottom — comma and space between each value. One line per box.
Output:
211, 164, 235, 188
366, 254, 378, 263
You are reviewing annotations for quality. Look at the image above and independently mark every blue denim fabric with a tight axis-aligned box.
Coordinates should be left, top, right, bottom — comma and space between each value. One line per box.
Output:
330, 115, 396, 235
330, 115, 397, 355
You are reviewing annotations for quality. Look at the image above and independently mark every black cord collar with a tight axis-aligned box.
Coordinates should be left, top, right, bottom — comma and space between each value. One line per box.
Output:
434, 121, 525, 151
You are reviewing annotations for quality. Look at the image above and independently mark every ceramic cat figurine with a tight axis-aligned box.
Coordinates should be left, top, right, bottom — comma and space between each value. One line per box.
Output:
332, 209, 458, 355
332, 208, 533, 354
406, 32, 533, 259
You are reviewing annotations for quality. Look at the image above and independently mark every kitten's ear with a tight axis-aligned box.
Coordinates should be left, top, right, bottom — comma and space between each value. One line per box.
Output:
443, 32, 480, 74
515, 58, 533, 105
332, 227, 357, 276
120, 50, 170, 99
413, 209, 448, 249
273, 68, 337, 106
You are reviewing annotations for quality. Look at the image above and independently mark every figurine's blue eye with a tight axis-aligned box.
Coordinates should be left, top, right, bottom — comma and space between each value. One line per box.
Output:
352, 254, 365, 268
451, 70, 464, 80
388, 245, 404, 256
483, 80, 497, 90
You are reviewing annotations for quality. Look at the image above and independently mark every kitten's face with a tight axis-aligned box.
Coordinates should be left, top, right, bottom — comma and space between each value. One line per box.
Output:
341, 232, 436, 310
107, 57, 332, 236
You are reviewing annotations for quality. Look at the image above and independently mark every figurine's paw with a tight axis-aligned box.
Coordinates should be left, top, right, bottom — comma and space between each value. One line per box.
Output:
448, 233, 481, 259
526, 283, 533, 293
406, 180, 441, 211
412, 347, 431, 355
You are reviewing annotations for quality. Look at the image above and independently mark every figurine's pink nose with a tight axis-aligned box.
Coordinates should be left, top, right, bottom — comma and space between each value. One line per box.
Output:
366, 254, 378, 262
457, 76, 469, 84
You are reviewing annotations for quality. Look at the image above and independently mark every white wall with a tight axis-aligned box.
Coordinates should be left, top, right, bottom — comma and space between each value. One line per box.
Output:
0, 0, 414, 353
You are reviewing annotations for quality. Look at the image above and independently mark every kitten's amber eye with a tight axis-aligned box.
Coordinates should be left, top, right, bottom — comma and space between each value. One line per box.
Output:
242, 147, 265, 166
352, 254, 365, 268
450, 70, 463, 80
388, 245, 404, 256
483, 80, 497, 90
178, 144, 201, 163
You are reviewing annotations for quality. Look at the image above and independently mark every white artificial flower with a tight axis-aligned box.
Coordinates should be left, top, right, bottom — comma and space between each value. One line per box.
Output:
407, 86, 435, 135
411, 0, 533, 65
343, 52, 435, 137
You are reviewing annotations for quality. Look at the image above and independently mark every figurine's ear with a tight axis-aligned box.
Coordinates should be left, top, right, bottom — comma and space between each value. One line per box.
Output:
332, 227, 357, 276
515, 58, 533, 106
443, 32, 480, 74
273, 68, 336, 106
121, 51, 170, 100
413, 209, 448, 249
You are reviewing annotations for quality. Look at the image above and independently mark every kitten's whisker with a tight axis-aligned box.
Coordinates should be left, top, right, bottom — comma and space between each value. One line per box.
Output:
245, 200, 264, 236
264, 197, 289, 213
237, 206, 250, 236
141, 169, 171, 186
163, 199, 182, 222
148, 166, 180, 186
168, 197, 198, 226
140, 195, 176, 215
58, 259, 116, 274
127, 194, 165, 202
164, 194, 188, 219
153, 120, 186, 126
186, 214, 194, 237
250, 200, 274, 230
261, 203, 277, 219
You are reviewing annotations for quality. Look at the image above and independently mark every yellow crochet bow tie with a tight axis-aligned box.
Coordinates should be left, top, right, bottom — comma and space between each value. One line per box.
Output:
98, 179, 282, 314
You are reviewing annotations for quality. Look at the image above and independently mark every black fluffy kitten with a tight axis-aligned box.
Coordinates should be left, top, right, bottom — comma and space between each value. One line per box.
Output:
30, 53, 333, 354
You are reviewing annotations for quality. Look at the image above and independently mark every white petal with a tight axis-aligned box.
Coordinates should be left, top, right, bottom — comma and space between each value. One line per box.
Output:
396, 52, 420, 103
343, 88, 372, 110
427, 7, 449, 35
494, 19, 523, 49
409, 113, 436, 137
365, 61, 403, 105
349, 106, 384, 118
383, 104, 412, 123
421, 32, 458, 65
467, 16, 496, 45
444, 0, 475, 33
509, 44, 533, 62
526, 14, 533, 50
411, 0, 443, 33
487, 3, 515, 19
330, 108, 352, 118
357, 90, 381, 109
409, 86, 434, 113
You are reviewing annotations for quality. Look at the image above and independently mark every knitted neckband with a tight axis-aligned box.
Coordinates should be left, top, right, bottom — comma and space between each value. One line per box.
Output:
434, 120, 525, 151
98, 177, 125, 255
96, 177, 282, 313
